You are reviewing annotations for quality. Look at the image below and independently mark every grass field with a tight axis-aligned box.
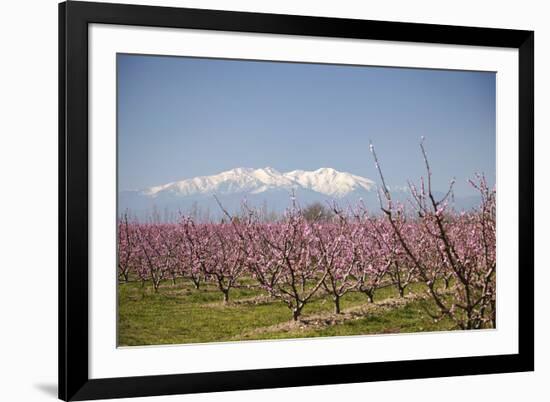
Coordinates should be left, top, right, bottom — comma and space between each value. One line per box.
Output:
118, 278, 457, 346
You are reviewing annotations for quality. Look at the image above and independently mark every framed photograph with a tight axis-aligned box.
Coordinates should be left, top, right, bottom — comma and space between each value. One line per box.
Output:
59, 1, 534, 400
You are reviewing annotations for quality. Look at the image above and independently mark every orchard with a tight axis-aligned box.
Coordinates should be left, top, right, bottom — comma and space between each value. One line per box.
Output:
118, 142, 496, 344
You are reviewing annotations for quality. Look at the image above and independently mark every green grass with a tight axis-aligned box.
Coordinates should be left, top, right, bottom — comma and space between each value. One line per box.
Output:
118, 278, 456, 346
242, 298, 454, 341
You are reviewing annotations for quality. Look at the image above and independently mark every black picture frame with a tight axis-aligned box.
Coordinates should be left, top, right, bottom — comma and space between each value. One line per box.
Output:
59, 1, 534, 400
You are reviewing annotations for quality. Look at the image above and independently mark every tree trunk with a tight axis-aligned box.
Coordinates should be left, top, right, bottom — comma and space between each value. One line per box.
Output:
292, 307, 302, 321
152, 275, 161, 293
334, 295, 341, 314
222, 290, 229, 304
366, 291, 374, 303
398, 286, 405, 298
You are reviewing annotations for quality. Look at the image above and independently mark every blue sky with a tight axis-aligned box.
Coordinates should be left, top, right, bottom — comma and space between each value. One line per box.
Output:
118, 54, 495, 197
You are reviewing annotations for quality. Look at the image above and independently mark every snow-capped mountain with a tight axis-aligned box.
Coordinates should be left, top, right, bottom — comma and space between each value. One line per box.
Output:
119, 167, 481, 220
284, 168, 374, 197
143, 167, 375, 198
119, 167, 376, 219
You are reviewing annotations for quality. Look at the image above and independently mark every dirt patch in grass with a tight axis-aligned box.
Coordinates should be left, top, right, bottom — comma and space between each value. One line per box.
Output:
203, 294, 276, 308
236, 291, 432, 338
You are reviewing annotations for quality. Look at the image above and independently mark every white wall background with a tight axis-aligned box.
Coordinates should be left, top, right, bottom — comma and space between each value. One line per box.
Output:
0, 0, 546, 401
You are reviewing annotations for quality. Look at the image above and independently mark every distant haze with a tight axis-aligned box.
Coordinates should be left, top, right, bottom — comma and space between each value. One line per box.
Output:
118, 54, 496, 217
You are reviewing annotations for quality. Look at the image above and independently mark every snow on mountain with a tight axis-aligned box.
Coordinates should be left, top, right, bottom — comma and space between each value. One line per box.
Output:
141, 167, 375, 199
119, 167, 481, 220
119, 167, 379, 219
285, 167, 375, 197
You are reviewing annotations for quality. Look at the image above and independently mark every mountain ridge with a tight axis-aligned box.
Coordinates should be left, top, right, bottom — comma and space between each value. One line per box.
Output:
140, 167, 376, 199
119, 167, 481, 220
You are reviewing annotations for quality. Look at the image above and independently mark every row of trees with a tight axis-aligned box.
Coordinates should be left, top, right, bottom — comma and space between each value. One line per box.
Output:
118, 141, 496, 330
